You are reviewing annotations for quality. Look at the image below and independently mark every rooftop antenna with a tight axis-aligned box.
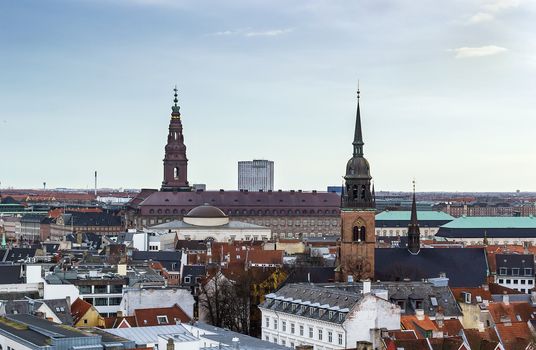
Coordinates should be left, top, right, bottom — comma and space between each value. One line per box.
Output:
94, 171, 98, 197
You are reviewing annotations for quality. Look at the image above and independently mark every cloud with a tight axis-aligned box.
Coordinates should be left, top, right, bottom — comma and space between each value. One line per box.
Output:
244, 29, 293, 37
468, 12, 495, 23
467, 0, 521, 24
209, 28, 293, 37
451, 45, 508, 58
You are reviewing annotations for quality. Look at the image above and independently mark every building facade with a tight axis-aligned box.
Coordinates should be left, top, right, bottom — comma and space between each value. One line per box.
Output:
494, 254, 535, 293
238, 159, 274, 192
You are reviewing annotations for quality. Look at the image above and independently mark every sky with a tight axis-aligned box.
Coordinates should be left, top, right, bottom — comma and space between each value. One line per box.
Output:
0, 0, 535, 192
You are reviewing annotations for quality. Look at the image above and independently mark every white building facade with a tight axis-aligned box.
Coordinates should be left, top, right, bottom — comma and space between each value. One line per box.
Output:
238, 159, 274, 192
259, 283, 400, 350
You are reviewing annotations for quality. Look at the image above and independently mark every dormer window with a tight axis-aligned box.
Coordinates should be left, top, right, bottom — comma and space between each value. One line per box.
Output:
282, 302, 288, 309
309, 307, 314, 315
512, 268, 520, 276
525, 268, 533, 276
338, 313, 344, 322
329, 311, 334, 319
499, 267, 507, 275
301, 305, 306, 313
157, 315, 168, 324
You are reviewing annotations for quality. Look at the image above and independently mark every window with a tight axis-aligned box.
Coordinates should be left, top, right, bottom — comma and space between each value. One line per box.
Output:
299, 325, 304, 336
282, 321, 286, 332
499, 267, 507, 275
328, 311, 334, 319
291, 323, 295, 334
265, 317, 269, 327
94, 298, 108, 306
309, 307, 314, 315
84, 319, 88, 324
328, 331, 333, 343
338, 333, 343, 345
79, 285, 91, 294
514, 280, 519, 284
499, 279, 504, 284
318, 328, 323, 340
339, 313, 344, 321
110, 285, 122, 294
157, 315, 168, 324
274, 319, 278, 330
506, 279, 511, 284
525, 268, 533, 276
529, 280, 534, 285
265, 336, 269, 341
94, 285, 107, 294
109, 297, 122, 306
281, 340, 286, 346
309, 327, 313, 338
273, 337, 277, 343
290, 342, 294, 348
522, 280, 526, 284
184, 276, 191, 283
513, 268, 520, 276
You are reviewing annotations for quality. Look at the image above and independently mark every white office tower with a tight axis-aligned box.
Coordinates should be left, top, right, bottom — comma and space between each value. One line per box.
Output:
238, 160, 274, 191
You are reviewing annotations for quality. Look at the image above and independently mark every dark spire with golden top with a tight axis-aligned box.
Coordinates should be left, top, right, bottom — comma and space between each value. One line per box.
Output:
407, 180, 420, 254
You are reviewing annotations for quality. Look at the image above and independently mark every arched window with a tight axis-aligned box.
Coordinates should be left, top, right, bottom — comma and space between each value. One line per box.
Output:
361, 185, 366, 200
353, 226, 359, 241
352, 185, 358, 199
174, 167, 179, 180
360, 226, 366, 242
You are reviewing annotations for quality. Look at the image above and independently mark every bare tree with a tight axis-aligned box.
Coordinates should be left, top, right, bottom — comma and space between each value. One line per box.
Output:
342, 255, 372, 281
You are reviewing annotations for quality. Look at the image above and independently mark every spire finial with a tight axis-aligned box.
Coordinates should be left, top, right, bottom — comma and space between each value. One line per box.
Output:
173, 85, 179, 107
357, 80, 360, 100
413, 178, 416, 194
171, 85, 181, 117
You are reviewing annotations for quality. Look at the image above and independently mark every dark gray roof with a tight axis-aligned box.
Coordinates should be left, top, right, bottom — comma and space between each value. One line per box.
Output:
132, 251, 181, 271
0, 265, 22, 284
175, 240, 207, 251
41, 298, 73, 325
284, 266, 336, 284
495, 254, 535, 276
437, 227, 536, 238
4, 248, 37, 262
322, 281, 462, 317
64, 212, 122, 227
1, 314, 100, 348
182, 265, 206, 286
375, 248, 488, 287
260, 283, 362, 324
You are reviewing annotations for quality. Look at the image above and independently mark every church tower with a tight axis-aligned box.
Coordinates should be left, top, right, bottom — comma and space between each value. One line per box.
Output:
407, 181, 421, 254
161, 87, 191, 192
339, 88, 376, 281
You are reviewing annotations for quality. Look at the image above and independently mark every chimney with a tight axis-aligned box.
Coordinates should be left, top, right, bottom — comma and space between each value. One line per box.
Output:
416, 309, 425, 321
503, 292, 509, 305
166, 337, 174, 350
436, 312, 444, 328
363, 280, 371, 294
117, 310, 124, 318
482, 284, 489, 291
477, 321, 485, 332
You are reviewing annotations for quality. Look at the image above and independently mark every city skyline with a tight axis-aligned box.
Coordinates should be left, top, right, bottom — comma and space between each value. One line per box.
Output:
1, 0, 535, 192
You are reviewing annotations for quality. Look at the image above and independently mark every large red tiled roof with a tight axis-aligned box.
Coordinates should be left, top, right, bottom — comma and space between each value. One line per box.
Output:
495, 322, 534, 350
463, 328, 501, 350
451, 287, 492, 304
488, 301, 536, 324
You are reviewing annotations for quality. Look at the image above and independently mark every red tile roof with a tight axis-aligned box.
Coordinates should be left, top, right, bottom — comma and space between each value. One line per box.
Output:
488, 301, 536, 324
71, 298, 92, 325
434, 319, 464, 337
463, 328, 501, 350
495, 322, 535, 350
134, 304, 191, 327
451, 287, 492, 304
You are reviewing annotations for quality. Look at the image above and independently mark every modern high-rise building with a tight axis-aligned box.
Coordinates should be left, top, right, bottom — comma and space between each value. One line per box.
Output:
238, 160, 274, 191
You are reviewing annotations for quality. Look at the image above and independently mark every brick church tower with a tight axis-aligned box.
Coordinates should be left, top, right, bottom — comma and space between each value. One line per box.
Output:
339, 88, 376, 281
161, 87, 191, 192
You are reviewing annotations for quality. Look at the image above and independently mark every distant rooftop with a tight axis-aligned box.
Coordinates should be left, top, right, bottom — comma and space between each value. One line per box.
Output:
376, 211, 454, 221
442, 216, 536, 229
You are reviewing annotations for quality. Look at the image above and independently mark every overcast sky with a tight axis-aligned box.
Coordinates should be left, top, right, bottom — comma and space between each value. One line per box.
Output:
1, 0, 535, 192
